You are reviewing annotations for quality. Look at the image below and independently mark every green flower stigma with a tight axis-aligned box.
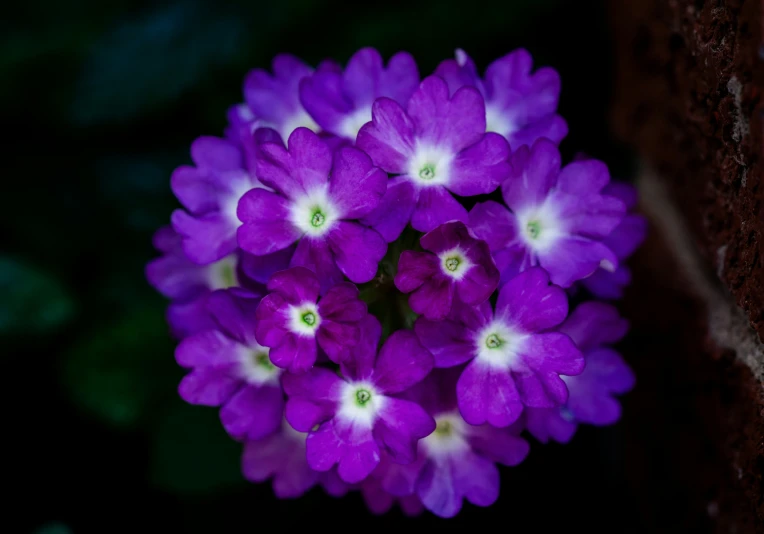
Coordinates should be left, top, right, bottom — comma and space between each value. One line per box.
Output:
445, 256, 460, 272
526, 220, 541, 239
301, 311, 317, 326
218, 262, 237, 288
255, 352, 274, 370
485, 333, 503, 349
311, 210, 326, 228
419, 163, 435, 180
435, 419, 453, 436
355, 388, 372, 406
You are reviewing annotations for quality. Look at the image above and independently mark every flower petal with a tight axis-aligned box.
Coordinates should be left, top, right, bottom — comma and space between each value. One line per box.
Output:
329, 147, 388, 219
171, 209, 237, 265
220, 384, 284, 441
178, 368, 240, 406
318, 282, 367, 322
239, 246, 295, 285
457, 361, 523, 427
524, 408, 577, 444
254, 293, 289, 348
394, 251, 439, 293
537, 236, 618, 288
448, 132, 510, 196
374, 397, 435, 464
468, 425, 530, 466
340, 314, 382, 381
496, 267, 568, 332
409, 276, 455, 321
453, 451, 500, 509
190, 135, 244, 171
266, 266, 320, 304
236, 189, 300, 255
373, 331, 434, 394
269, 332, 318, 373
327, 222, 387, 284
558, 301, 629, 350
206, 289, 260, 345
307, 420, 380, 483
289, 237, 344, 295
501, 139, 561, 212
282, 368, 343, 431
468, 201, 517, 252
360, 177, 417, 243
317, 319, 360, 364
411, 186, 468, 233
357, 98, 415, 173
521, 332, 585, 377
414, 317, 474, 368
407, 76, 485, 152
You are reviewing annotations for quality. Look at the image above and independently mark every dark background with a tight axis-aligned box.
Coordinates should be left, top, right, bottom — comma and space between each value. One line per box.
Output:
4, 0, 695, 532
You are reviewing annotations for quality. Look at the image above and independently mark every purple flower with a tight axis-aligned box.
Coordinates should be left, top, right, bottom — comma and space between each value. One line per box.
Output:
394, 221, 499, 321
468, 139, 626, 288
170, 135, 268, 265
254, 267, 368, 372
242, 418, 352, 499
356, 75, 511, 241
525, 301, 635, 443
581, 182, 648, 299
146, 226, 249, 338
415, 267, 584, 427
282, 315, 435, 483
300, 47, 419, 142
237, 128, 388, 292
435, 48, 567, 149
372, 370, 530, 518
242, 54, 341, 141
360, 478, 424, 516
175, 289, 284, 441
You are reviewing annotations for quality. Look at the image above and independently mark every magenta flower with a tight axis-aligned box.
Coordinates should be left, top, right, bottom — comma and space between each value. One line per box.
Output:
300, 47, 419, 142
581, 182, 648, 299
356, 75, 511, 241
254, 267, 367, 372
237, 128, 388, 292
170, 135, 267, 265
415, 267, 584, 427
174, 289, 284, 441
282, 315, 435, 483
394, 221, 499, 320
525, 301, 635, 443
242, 418, 351, 499
469, 139, 626, 288
435, 48, 567, 149
372, 370, 529, 518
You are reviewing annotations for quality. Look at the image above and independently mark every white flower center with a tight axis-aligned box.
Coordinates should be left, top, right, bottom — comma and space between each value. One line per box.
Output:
290, 186, 340, 237
288, 302, 321, 336
516, 202, 565, 252
474, 320, 528, 369
207, 254, 239, 289
336, 381, 385, 429
238, 345, 281, 385
408, 143, 454, 187
485, 102, 517, 137
278, 110, 320, 142
338, 106, 372, 140
422, 412, 469, 458
438, 247, 473, 280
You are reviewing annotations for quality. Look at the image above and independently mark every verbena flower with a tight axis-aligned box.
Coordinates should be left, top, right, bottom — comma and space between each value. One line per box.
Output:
149, 47, 644, 516
415, 267, 584, 427
525, 301, 635, 443
580, 182, 648, 299
170, 135, 267, 265
282, 315, 434, 483
394, 221, 499, 320
174, 289, 283, 441
469, 138, 626, 287
356, 75, 511, 240
300, 47, 419, 142
254, 267, 367, 372
372, 370, 529, 518
242, 418, 351, 499
435, 48, 567, 148
237, 128, 388, 292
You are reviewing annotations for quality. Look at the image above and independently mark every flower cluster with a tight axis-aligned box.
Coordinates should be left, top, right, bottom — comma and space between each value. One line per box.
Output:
147, 47, 646, 518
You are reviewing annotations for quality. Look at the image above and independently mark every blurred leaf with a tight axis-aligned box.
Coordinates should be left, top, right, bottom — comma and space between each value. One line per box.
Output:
34, 522, 72, 534
61, 306, 178, 429
150, 397, 245, 494
0, 256, 76, 336
70, 1, 246, 125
